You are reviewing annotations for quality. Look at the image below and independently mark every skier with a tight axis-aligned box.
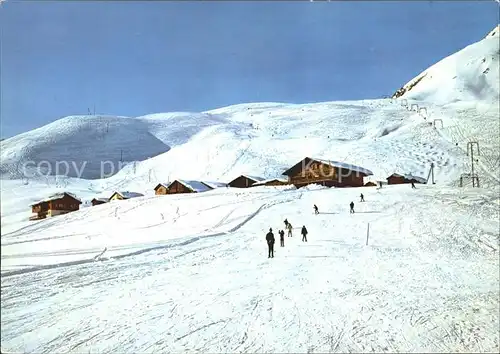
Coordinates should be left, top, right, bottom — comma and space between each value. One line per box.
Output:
279, 230, 285, 247
360, 193, 365, 202
284, 218, 289, 228
313, 204, 319, 214
350, 201, 355, 214
287, 222, 293, 237
411, 181, 416, 189
266, 228, 275, 258
301, 225, 308, 242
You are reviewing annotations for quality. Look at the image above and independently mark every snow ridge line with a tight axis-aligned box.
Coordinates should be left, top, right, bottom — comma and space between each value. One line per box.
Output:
0, 197, 294, 278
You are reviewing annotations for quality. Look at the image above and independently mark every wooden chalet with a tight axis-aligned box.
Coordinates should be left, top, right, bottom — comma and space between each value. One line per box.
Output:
91, 198, 108, 206
386, 173, 406, 185
387, 173, 427, 185
227, 175, 265, 188
154, 183, 170, 195
407, 175, 427, 184
363, 175, 387, 187
30, 192, 82, 220
109, 191, 144, 201
164, 179, 213, 195
282, 157, 373, 188
252, 178, 290, 187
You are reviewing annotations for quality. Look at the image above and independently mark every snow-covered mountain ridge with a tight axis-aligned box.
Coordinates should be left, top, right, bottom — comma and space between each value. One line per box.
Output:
392, 25, 499, 103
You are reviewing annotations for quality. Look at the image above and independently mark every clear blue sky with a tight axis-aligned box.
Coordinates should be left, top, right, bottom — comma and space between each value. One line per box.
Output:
1, 1, 498, 138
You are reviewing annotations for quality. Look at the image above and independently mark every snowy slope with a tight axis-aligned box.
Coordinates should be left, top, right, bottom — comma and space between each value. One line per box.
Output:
0, 112, 227, 179
393, 26, 499, 104
1, 184, 499, 352
99, 99, 468, 194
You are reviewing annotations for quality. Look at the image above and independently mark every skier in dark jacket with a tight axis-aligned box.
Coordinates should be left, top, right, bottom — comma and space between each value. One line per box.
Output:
301, 225, 308, 242
266, 228, 275, 258
411, 181, 416, 189
313, 204, 319, 214
350, 201, 355, 214
360, 193, 365, 202
279, 230, 285, 247
284, 218, 289, 228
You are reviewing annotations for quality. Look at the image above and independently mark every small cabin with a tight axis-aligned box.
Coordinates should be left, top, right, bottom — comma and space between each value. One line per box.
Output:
252, 178, 289, 187
91, 198, 108, 206
165, 179, 213, 194
386, 173, 406, 185
407, 175, 427, 184
227, 175, 265, 188
109, 191, 144, 201
154, 183, 170, 195
282, 157, 373, 188
30, 192, 82, 220
387, 173, 426, 185
363, 175, 386, 187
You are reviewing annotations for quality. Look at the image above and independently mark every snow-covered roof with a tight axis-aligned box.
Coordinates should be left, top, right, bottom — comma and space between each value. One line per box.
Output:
32, 192, 82, 206
91, 197, 108, 202
176, 179, 213, 193
406, 175, 427, 184
241, 175, 266, 182
113, 191, 144, 199
388, 173, 405, 178
252, 178, 289, 186
201, 181, 228, 189
310, 157, 374, 176
388, 173, 427, 183
154, 182, 170, 189
363, 176, 387, 183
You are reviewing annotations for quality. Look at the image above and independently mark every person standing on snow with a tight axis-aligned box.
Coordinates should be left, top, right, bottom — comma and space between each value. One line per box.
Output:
301, 225, 308, 242
284, 218, 289, 228
350, 201, 355, 214
287, 222, 293, 237
266, 228, 275, 258
411, 181, 416, 189
360, 193, 365, 202
279, 230, 285, 247
313, 204, 319, 214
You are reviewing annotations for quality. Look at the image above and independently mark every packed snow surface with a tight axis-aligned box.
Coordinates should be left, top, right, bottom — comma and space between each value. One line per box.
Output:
1, 183, 499, 353
1, 25, 499, 353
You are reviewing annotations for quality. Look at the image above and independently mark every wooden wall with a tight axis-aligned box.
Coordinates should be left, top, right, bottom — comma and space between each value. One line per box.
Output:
155, 185, 168, 195
167, 181, 194, 194
289, 162, 365, 188
228, 176, 256, 188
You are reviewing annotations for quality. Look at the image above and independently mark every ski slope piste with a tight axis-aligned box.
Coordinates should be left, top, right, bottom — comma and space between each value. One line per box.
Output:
1, 26, 499, 353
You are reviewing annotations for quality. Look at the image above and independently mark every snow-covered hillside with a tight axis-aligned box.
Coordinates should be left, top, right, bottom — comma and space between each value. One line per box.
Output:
393, 26, 499, 103
0, 112, 227, 179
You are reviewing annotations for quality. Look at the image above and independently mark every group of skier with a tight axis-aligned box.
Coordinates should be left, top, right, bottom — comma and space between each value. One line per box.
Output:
265, 193, 370, 258
265, 219, 308, 258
